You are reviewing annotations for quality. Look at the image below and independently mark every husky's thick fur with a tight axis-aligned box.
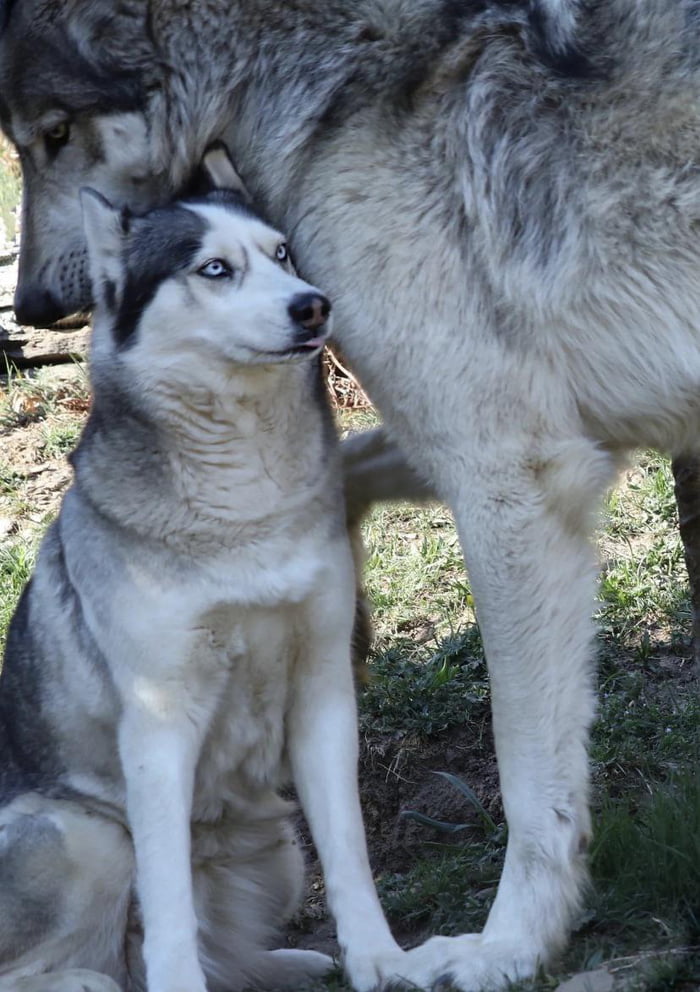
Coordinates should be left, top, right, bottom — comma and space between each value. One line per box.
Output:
0, 153, 412, 992
2, 0, 700, 988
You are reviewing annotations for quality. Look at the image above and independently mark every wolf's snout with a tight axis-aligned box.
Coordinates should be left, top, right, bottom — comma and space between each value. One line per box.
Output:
288, 293, 331, 332
14, 287, 66, 328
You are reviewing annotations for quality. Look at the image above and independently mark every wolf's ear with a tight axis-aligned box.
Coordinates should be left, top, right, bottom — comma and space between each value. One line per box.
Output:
80, 188, 128, 310
199, 143, 251, 200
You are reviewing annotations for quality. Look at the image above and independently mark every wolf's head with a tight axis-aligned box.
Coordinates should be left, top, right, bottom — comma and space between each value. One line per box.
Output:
0, 0, 167, 325
81, 147, 331, 399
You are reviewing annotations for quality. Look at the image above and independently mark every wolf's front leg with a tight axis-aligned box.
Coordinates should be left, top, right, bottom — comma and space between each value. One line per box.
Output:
288, 549, 408, 992
400, 434, 617, 990
118, 689, 207, 992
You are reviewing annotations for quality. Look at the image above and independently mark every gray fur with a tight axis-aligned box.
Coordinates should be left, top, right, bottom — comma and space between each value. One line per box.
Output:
0, 184, 392, 992
2, 1, 700, 988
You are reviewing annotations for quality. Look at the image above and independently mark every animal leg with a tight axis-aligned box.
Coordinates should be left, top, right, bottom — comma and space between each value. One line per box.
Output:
399, 436, 616, 990
671, 453, 700, 673
0, 969, 122, 992
287, 547, 409, 992
118, 701, 207, 992
341, 426, 435, 525
0, 794, 133, 991
251, 949, 335, 986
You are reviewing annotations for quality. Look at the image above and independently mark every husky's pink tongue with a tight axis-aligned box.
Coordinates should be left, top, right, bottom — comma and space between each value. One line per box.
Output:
303, 336, 326, 348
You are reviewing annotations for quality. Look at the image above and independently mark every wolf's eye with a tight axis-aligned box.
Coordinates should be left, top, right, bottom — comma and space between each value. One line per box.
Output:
44, 121, 70, 152
275, 243, 289, 263
198, 259, 232, 279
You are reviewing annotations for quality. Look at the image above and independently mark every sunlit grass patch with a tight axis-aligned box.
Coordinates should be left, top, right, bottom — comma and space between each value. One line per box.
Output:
598, 453, 691, 647
0, 538, 37, 656
0, 134, 20, 243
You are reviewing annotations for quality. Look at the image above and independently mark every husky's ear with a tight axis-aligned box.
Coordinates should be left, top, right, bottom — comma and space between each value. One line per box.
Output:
80, 188, 128, 310
199, 143, 251, 200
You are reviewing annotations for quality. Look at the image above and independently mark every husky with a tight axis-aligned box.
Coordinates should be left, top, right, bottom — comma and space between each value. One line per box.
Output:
0, 149, 412, 992
2, 0, 700, 988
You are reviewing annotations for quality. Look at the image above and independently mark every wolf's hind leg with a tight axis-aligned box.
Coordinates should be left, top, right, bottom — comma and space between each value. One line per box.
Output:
341, 426, 435, 525
0, 794, 133, 991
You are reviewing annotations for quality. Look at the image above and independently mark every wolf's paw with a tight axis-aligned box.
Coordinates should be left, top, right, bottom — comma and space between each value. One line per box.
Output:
343, 946, 415, 992
8, 969, 122, 992
398, 934, 538, 991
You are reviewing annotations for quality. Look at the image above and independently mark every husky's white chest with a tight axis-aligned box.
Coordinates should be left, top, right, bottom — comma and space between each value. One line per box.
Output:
190, 602, 300, 819
93, 534, 332, 817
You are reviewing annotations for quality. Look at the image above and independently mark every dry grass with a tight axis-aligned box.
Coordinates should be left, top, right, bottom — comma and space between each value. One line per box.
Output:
0, 133, 20, 244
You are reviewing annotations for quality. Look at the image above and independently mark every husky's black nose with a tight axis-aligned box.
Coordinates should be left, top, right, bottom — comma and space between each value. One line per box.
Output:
288, 293, 331, 332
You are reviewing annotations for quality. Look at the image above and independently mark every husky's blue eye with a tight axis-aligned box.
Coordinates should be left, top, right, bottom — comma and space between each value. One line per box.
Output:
198, 259, 231, 279
275, 243, 289, 263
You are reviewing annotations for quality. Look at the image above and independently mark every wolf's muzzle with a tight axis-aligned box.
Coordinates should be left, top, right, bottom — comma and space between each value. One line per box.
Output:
14, 286, 66, 328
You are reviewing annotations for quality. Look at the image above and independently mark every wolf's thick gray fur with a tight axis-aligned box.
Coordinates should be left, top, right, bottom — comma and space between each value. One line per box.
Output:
2, 1, 700, 988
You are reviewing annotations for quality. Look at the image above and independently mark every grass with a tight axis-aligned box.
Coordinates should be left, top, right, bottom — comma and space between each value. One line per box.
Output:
0, 363, 90, 654
0, 361, 90, 423
378, 843, 502, 938
598, 454, 691, 645
362, 502, 472, 645
0, 539, 35, 649
0, 135, 20, 244
590, 773, 700, 938
359, 630, 488, 738
40, 418, 82, 457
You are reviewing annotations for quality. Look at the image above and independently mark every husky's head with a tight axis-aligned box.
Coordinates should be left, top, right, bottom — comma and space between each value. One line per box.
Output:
81, 148, 331, 394
0, 0, 165, 325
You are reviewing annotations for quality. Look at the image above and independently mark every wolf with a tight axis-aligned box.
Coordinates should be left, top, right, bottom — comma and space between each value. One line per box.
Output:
2, 0, 700, 988
0, 149, 414, 992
